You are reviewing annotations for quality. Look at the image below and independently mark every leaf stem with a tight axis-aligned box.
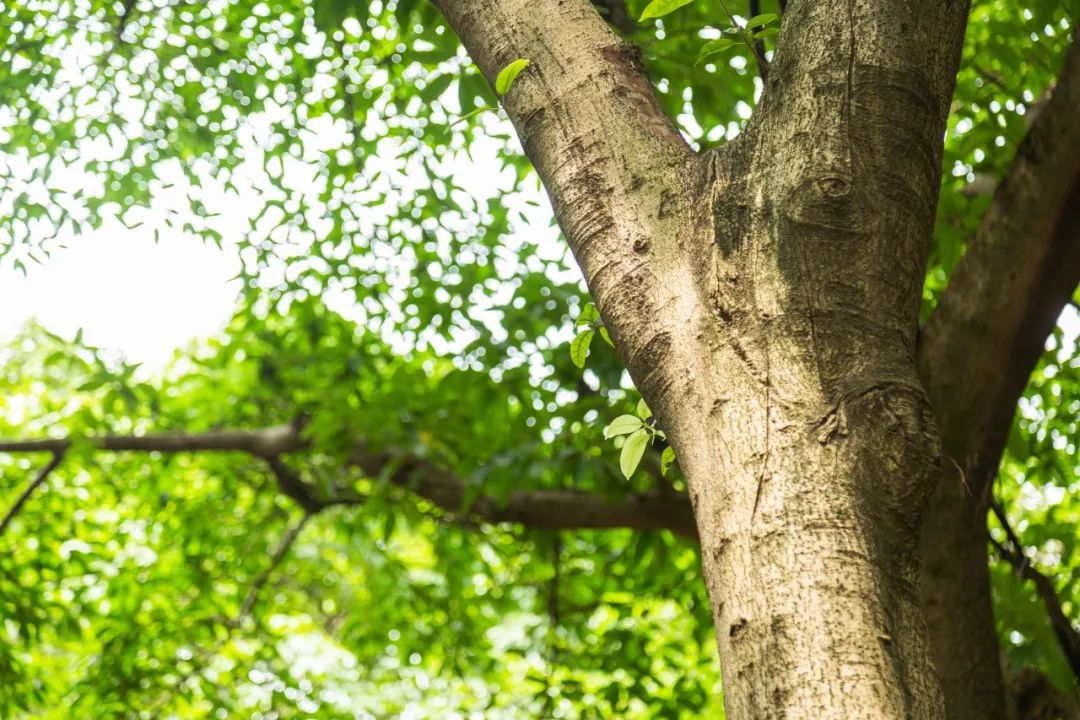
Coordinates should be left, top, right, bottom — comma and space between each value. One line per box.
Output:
713, 0, 770, 77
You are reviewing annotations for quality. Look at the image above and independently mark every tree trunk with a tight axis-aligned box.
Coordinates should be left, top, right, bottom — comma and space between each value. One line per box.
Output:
434, 0, 970, 715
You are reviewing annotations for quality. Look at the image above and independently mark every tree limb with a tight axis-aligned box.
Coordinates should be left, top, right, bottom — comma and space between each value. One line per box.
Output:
915, 37, 1080, 720
990, 499, 1080, 683
0, 451, 66, 537
431, 0, 700, 403
919, 36, 1080, 491
0, 426, 698, 538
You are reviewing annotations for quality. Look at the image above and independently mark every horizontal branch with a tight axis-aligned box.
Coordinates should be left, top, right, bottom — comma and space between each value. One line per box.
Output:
0, 425, 697, 538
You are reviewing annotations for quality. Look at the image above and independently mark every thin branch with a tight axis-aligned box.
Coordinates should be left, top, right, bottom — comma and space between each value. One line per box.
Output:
0, 425, 698, 538
237, 513, 312, 620
714, 0, 770, 79
146, 512, 312, 715
115, 0, 138, 43
263, 455, 324, 515
0, 451, 66, 537
973, 63, 1010, 93
990, 499, 1080, 683
990, 499, 1027, 568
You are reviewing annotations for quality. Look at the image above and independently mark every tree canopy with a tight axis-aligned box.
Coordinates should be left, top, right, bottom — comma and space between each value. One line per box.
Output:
0, 0, 1078, 716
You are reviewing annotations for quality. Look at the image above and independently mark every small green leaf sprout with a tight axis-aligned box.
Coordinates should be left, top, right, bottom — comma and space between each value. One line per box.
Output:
569, 302, 613, 368
451, 58, 530, 127
603, 398, 674, 479
495, 58, 530, 95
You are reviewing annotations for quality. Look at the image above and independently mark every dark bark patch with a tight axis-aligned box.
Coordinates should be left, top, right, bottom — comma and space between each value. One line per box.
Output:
708, 537, 729, 564
817, 175, 851, 197
629, 331, 673, 377
729, 617, 749, 639
657, 189, 676, 219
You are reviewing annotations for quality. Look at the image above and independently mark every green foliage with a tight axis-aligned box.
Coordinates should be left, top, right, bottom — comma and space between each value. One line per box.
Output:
570, 303, 611, 368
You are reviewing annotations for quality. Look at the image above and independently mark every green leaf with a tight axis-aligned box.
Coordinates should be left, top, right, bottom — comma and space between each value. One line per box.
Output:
636, 398, 652, 420
753, 27, 780, 40
661, 446, 676, 477
495, 59, 530, 95
620, 430, 649, 479
570, 329, 594, 368
639, 0, 694, 21
696, 38, 738, 65
599, 326, 614, 346
604, 414, 643, 438
577, 303, 599, 326
744, 13, 777, 28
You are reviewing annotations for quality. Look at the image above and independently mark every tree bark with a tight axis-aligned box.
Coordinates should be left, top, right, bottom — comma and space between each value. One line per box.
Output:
435, 0, 970, 715
918, 36, 1080, 720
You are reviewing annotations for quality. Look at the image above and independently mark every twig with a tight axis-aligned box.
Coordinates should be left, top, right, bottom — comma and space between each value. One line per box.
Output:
991, 499, 1027, 569
264, 455, 324, 514
145, 512, 313, 714
237, 513, 312, 620
973, 64, 1010, 93
990, 498, 1080, 682
0, 451, 66, 537
714, 0, 770, 79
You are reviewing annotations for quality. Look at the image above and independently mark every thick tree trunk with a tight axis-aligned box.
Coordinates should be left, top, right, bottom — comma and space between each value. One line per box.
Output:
434, 0, 969, 716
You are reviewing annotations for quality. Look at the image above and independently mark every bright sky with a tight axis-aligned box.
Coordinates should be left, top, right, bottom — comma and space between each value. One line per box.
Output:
0, 223, 240, 369
0, 107, 569, 371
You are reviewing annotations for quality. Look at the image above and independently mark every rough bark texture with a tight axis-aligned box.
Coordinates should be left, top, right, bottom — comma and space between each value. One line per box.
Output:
432, 0, 970, 716
917, 37, 1080, 720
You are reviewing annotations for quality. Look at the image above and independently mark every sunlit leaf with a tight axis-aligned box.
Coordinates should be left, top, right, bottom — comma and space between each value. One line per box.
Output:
639, 0, 694, 21
605, 414, 643, 438
570, 328, 595, 368
495, 58, 530, 95
620, 429, 650, 479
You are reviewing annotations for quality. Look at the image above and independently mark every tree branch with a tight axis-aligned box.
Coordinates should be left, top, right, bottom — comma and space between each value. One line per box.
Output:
431, 0, 701, 405
237, 513, 311, 620
919, 36, 1080, 490
990, 499, 1080, 683
0, 451, 66, 537
0, 426, 697, 538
